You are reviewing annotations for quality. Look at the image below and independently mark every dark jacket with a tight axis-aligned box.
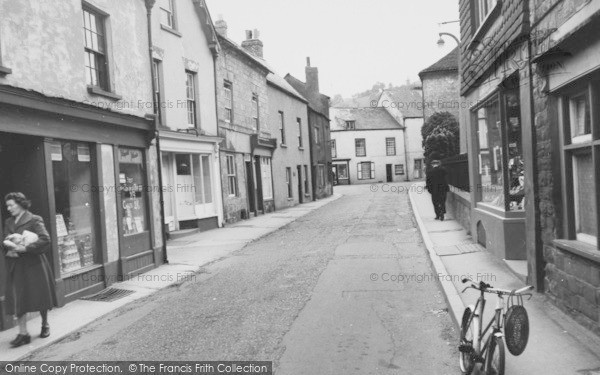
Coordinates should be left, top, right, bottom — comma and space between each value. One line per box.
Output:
3, 211, 57, 316
426, 165, 450, 195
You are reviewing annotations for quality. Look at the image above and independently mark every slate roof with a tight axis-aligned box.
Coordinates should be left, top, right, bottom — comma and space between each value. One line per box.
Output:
330, 107, 403, 131
419, 47, 459, 76
382, 85, 423, 118
267, 73, 307, 103
285, 74, 330, 119
216, 34, 272, 73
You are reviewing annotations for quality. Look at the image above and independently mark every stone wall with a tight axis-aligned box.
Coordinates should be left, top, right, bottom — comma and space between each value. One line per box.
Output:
446, 189, 471, 234
421, 71, 460, 121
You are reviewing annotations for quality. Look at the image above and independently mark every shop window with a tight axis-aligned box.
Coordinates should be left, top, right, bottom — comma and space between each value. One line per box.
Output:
355, 138, 366, 157
176, 153, 213, 204
357, 162, 374, 180
286, 167, 293, 198
51, 141, 98, 276
261, 157, 273, 200
559, 81, 599, 246
337, 164, 349, 179
118, 148, 148, 236
386, 138, 396, 156
395, 164, 404, 175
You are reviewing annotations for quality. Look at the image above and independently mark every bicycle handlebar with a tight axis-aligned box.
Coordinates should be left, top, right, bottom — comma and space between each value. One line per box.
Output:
461, 278, 534, 295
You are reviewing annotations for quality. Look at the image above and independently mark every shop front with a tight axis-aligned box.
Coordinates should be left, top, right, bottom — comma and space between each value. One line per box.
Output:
332, 160, 350, 185
0, 87, 160, 331
466, 67, 532, 261
159, 130, 223, 234
250, 134, 276, 215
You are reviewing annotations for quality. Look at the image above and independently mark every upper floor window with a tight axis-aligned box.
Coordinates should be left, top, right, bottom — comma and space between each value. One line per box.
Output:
472, 0, 498, 30
224, 81, 233, 123
355, 138, 366, 157
153, 60, 163, 123
279, 111, 286, 144
297, 118, 303, 148
83, 7, 109, 90
160, 0, 177, 30
252, 94, 259, 131
0, 26, 11, 74
314, 126, 320, 144
346, 121, 356, 130
386, 137, 396, 156
226, 154, 238, 197
185, 71, 197, 126
331, 139, 337, 158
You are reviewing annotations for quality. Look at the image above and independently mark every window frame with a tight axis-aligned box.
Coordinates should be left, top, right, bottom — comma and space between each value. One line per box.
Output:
152, 59, 165, 125
226, 154, 238, 197
357, 161, 375, 180
224, 81, 233, 124
314, 126, 320, 144
297, 117, 303, 148
355, 138, 366, 157
346, 120, 356, 130
83, 6, 110, 91
252, 94, 260, 132
160, 0, 178, 30
331, 139, 337, 158
395, 164, 404, 175
279, 111, 286, 145
185, 71, 198, 127
386, 137, 396, 156
557, 80, 600, 249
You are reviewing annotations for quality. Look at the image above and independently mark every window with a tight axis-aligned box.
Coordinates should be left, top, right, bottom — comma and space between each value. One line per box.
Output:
475, 96, 504, 207
160, 0, 177, 29
317, 164, 326, 188
118, 148, 149, 236
297, 118, 303, 147
304, 165, 309, 194
395, 164, 404, 175
286, 167, 293, 198
226, 154, 237, 197
279, 111, 286, 144
386, 137, 396, 156
357, 162, 375, 180
83, 7, 108, 90
252, 94, 259, 131
314, 126, 320, 144
153, 60, 163, 123
337, 164, 349, 179
51, 141, 98, 275
261, 157, 273, 200
355, 138, 366, 157
346, 121, 356, 130
176, 153, 213, 205
559, 81, 599, 246
224, 81, 233, 123
473, 0, 498, 30
331, 139, 337, 158
186, 71, 197, 126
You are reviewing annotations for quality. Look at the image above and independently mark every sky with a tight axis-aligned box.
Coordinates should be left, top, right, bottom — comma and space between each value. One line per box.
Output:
205, 0, 460, 98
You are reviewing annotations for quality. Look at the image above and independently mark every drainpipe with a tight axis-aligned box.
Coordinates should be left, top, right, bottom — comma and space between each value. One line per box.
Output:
212, 43, 226, 227
403, 118, 410, 181
145, 0, 168, 264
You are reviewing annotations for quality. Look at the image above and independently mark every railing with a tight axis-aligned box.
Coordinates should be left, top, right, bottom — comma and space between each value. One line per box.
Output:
442, 153, 470, 192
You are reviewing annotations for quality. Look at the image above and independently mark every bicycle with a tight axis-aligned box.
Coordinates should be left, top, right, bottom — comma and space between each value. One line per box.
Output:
458, 278, 533, 375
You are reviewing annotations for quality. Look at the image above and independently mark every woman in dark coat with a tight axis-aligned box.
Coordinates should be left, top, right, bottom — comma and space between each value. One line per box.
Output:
3, 192, 57, 347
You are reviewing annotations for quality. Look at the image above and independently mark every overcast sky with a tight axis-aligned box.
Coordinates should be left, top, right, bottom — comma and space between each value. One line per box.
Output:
205, 0, 460, 98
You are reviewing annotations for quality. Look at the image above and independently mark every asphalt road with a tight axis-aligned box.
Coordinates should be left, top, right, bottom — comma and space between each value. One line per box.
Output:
26, 184, 458, 374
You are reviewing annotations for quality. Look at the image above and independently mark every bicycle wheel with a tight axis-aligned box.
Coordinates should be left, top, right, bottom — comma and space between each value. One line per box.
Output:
485, 335, 505, 375
459, 307, 475, 374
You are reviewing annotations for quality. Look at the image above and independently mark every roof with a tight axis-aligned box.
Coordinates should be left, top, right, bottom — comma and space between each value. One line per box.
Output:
419, 47, 459, 76
382, 85, 423, 118
267, 73, 307, 103
216, 34, 272, 73
285, 73, 330, 119
333, 92, 381, 108
192, 0, 221, 55
330, 107, 403, 131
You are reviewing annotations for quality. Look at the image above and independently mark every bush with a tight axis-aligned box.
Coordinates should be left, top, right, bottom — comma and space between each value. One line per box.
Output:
421, 111, 459, 165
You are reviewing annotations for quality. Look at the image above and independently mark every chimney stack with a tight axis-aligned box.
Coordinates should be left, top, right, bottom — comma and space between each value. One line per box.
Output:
215, 15, 228, 37
305, 56, 319, 95
241, 29, 264, 58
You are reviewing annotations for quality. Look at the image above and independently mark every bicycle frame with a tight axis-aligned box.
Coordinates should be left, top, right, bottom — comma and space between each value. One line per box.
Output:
467, 289, 504, 360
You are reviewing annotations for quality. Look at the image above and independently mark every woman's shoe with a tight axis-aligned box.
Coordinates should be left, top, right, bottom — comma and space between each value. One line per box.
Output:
40, 325, 50, 338
10, 334, 31, 348
9, 334, 24, 346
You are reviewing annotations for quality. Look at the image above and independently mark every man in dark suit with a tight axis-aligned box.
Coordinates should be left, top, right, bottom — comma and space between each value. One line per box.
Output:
425, 153, 450, 221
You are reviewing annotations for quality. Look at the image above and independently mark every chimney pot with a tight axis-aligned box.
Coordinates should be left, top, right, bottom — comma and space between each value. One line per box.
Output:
241, 29, 263, 58
306, 57, 311, 67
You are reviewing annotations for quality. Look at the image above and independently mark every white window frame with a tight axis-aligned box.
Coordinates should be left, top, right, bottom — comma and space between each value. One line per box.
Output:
297, 118, 303, 148
331, 139, 337, 158
224, 81, 233, 123
355, 138, 366, 157
252, 94, 259, 131
160, 0, 176, 29
226, 154, 237, 197
261, 157, 273, 200
279, 111, 286, 144
357, 162, 375, 180
186, 71, 197, 126
386, 137, 396, 156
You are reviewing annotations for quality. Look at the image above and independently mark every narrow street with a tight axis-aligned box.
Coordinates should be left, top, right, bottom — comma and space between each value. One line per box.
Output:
25, 184, 458, 374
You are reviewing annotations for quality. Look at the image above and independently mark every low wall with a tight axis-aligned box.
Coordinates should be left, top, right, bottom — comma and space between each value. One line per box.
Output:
447, 187, 471, 234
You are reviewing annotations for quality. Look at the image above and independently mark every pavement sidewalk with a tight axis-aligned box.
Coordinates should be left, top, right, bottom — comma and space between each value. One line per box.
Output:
409, 182, 600, 375
0, 194, 341, 361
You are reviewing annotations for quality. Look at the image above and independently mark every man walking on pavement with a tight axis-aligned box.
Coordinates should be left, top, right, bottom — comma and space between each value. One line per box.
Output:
425, 152, 449, 221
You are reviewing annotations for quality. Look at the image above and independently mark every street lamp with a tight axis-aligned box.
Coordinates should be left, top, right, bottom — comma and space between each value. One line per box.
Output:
437, 32, 460, 48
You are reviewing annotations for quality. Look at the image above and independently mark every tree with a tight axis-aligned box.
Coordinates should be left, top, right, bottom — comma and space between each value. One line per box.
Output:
421, 111, 459, 153
424, 127, 457, 165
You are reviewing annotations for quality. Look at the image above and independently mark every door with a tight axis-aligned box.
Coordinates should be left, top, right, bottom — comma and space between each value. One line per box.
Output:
297, 165, 303, 203
245, 161, 256, 215
332, 165, 338, 185
386, 164, 393, 182
414, 159, 423, 179
254, 156, 264, 213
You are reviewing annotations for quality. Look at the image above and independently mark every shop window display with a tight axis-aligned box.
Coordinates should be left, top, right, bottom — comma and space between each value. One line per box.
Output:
119, 148, 148, 236
51, 141, 97, 275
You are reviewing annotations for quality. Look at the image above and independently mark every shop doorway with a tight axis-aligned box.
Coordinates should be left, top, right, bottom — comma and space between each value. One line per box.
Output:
245, 161, 256, 215
386, 164, 393, 182
0, 132, 51, 330
297, 165, 303, 203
